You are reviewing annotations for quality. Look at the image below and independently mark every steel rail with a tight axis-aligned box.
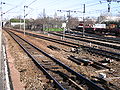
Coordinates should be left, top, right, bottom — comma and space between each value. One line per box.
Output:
6, 30, 105, 90
6, 31, 66, 90
4, 28, 120, 60
66, 31, 120, 43
57, 31, 120, 44
48, 32, 120, 50
13, 30, 120, 60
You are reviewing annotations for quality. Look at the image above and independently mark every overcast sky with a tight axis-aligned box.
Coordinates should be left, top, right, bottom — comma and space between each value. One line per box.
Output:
2, 0, 120, 20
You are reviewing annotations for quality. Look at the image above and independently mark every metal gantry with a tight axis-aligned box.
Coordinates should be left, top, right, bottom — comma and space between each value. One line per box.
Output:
57, 10, 82, 30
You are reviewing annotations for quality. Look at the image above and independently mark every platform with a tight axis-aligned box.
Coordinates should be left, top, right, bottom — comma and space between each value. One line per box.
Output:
0, 59, 3, 90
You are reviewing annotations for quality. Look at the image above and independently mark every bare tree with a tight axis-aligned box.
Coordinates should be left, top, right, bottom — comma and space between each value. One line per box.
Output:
69, 17, 80, 28
97, 15, 107, 23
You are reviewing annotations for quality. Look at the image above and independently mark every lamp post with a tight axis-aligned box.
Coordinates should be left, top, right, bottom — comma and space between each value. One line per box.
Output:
19, 16, 22, 31
24, 6, 28, 35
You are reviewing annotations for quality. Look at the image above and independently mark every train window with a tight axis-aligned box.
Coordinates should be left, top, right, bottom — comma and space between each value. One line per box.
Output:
118, 25, 120, 28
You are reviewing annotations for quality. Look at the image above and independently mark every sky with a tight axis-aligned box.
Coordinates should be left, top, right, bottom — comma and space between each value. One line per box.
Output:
2, 0, 120, 20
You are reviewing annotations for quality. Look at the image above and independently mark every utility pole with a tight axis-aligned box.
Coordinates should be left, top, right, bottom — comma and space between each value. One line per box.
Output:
82, 4, 85, 37
67, 10, 71, 30
24, 6, 28, 35
107, 0, 120, 12
19, 16, 22, 31
108, 3, 110, 12
106, 0, 120, 12
107, 0, 111, 12
43, 8, 46, 31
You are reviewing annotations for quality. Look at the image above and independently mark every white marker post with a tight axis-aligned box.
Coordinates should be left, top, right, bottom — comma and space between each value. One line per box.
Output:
62, 22, 66, 40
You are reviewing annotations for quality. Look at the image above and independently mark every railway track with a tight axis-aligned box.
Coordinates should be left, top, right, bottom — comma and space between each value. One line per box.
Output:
48, 31, 120, 50
7, 29, 120, 61
66, 31, 120, 43
6, 30, 105, 90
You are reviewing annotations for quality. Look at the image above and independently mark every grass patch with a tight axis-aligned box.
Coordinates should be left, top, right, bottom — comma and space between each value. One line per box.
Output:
44, 28, 63, 31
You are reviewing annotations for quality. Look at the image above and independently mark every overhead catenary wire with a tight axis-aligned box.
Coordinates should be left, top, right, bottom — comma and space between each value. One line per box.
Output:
3, 2, 14, 7
72, 1, 107, 10
3, 0, 25, 14
25, 1, 119, 17
23, 3, 38, 18
23, 0, 38, 35
24, 0, 38, 15
2, 0, 120, 20
56, 2, 107, 18
27, 0, 37, 6
72, 1, 119, 17
86, 3, 120, 14
4, 5, 19, 14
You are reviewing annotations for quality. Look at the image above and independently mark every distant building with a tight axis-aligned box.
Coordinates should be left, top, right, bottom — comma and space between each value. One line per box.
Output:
11, 22, 24, 26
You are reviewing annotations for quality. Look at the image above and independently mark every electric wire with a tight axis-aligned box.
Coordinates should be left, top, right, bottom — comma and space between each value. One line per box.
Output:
3, 0, 25, 14
27, 0, 37, 6
3, 0, 120, 19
